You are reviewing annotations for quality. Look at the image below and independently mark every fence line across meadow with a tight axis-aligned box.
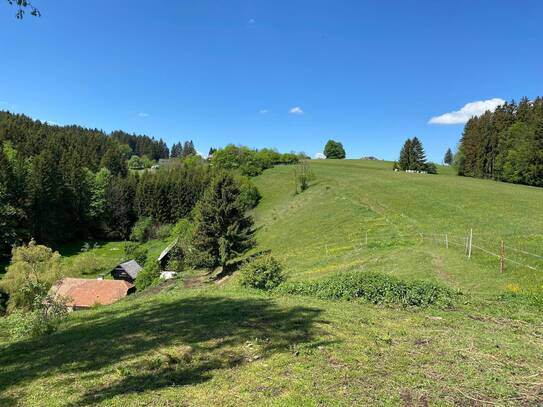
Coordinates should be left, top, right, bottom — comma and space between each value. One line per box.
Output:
273, 229, 542, 273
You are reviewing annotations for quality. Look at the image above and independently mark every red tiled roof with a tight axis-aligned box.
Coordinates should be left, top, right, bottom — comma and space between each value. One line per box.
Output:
51, 278, 134, 308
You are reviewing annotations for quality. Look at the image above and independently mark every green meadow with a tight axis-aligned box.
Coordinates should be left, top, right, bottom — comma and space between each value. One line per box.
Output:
1, 160, 542, 406
253, 160, 543, 293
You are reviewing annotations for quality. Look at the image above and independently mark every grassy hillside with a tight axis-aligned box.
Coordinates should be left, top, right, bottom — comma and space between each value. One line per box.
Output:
1, 160, 543, 406
253, 160, 543, 294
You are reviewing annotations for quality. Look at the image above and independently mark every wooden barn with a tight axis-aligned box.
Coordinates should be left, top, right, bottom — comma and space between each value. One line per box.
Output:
110, 260, 142, 283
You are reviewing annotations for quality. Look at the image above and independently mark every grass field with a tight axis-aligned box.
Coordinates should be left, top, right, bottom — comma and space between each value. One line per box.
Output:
1, 160, 542, 406
253, 160, 543, 294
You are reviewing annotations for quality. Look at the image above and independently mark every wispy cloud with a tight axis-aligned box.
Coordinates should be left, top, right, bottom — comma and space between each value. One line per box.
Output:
428, 98, 505, 125
289, 106, 304, 115
259, 109, 269, 114
314, 152, 326, 159
137, 112, 150, 118
248, 18, 256, 24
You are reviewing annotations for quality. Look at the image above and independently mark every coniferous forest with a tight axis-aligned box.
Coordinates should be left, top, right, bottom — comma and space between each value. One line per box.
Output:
457, 96, 543, 186
0, 112, 196, 255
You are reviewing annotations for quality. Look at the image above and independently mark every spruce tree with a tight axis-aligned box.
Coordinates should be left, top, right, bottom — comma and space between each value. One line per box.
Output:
183, 140, 197, 158
191, 173, 255, 268
398, 139, 412, 170
101, 144, 128, 177
444, 148, 453, 165
411, 137, 426, 171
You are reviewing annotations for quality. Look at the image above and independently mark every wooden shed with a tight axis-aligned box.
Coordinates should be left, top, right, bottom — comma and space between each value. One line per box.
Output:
110, 260, 143, 283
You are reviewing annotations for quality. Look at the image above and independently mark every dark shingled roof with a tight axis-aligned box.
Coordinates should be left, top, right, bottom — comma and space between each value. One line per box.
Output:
117, 260, 143, 279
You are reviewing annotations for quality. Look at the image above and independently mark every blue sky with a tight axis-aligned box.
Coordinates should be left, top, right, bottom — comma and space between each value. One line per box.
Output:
1, 0, 542, 161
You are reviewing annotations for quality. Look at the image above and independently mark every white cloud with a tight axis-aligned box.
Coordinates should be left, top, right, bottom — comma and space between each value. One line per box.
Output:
248, 18, 256, 24
137, 112, 150, 117
428, 98, 505, 125
196, 150, 207, 159
289, 106, 304, 115
259, 109, 269, 114
314, 152, 326, 159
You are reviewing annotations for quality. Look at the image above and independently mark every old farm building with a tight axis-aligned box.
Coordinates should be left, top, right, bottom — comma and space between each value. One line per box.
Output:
50, 278, 135, 311
111, 260, 143, 283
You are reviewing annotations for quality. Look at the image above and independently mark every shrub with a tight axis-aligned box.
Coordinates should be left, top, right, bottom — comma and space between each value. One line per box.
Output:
6, 283, 68, 339
156, 224, 173, 240
128, 155, 145, 170
124, 242, 148, 266
0, 240, 62, 312
294, 161, 315, 193
0, 288, 8, 316
130, 217, 154, 242
276, 271, 455, 308
136, 259, 161, 291
239, 255, 285, 290
425, 162, 438, 174
237, 176, 261, 210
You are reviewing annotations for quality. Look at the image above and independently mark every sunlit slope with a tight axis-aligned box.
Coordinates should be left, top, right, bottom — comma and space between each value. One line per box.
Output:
252, 160, 543, 293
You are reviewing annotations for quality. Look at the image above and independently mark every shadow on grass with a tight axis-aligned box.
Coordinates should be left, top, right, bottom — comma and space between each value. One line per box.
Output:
0, 295, 329, 406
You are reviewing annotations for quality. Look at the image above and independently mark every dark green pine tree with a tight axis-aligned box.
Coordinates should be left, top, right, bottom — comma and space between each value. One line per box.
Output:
170, 142, 184, 158
411, 137, 426, 170
444, 148, 453, 165
192, 173, 255, 268
398, 138, 412, 170
106, 175, 137, 239
183, 140, 197, 158
101, 144, 128, 177
0, 145, 28, 254
29, 148, 66, 245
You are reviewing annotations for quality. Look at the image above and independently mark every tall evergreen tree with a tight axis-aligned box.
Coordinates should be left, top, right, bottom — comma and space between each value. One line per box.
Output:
457, 96, 543, 186
101, 144, 128, 177
192, 173, 255, 268
398, 139, 412, 170
411, 137, 426, 170
0, 144, 28, 254
182, 140, 197, 158
398, 137, 432, 172
444, 148, 453, 165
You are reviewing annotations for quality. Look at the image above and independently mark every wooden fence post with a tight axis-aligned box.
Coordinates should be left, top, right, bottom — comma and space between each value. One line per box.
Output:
500, 240, 505, 273
365, 231, 368, 245
445, 234, 448, 249
468, 229, 473, 259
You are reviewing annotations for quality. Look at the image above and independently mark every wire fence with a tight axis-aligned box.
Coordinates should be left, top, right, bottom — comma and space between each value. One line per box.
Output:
275, 229, 543, 273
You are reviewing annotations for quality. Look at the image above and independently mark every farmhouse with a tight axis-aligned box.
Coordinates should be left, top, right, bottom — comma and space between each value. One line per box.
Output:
50, 278, 135, 311
111, 260, 142, 283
